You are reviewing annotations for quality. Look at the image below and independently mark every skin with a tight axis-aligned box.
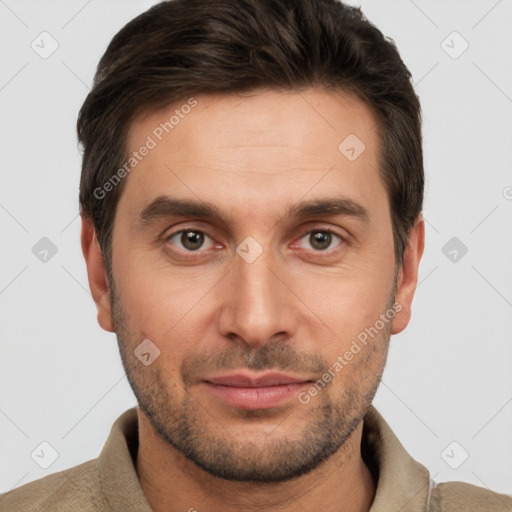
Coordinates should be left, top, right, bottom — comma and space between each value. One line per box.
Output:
81, 88, 424, 512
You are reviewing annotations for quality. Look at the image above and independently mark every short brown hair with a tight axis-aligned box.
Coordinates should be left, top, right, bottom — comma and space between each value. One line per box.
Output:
78, 0, 423, 274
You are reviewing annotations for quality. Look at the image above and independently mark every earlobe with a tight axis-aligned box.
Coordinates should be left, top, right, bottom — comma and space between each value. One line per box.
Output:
391, 215, 425, 335
80, 215, 115, 333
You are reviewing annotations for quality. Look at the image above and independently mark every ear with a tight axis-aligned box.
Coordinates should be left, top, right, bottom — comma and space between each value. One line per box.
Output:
391, 215, 425, 335
80, 215, 115, 333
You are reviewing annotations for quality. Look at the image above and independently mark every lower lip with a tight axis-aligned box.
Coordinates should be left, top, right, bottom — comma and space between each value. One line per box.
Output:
202, 381, 310, 409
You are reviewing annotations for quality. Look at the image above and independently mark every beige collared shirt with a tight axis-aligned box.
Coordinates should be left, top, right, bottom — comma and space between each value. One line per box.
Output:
1, 406, 510, 511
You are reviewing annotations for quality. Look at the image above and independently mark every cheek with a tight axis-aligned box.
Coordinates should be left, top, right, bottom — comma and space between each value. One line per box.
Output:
293, 265, 394, 338
114, 259, 217, 357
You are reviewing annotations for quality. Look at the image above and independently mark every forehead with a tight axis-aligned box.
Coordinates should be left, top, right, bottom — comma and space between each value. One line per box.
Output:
120, 88, 384, 222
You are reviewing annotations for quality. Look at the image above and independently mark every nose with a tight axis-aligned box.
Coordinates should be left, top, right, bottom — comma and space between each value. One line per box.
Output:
216, 246, 298, 348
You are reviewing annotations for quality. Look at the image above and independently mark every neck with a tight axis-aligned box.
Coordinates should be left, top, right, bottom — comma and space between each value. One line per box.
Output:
136, 409, 376, 512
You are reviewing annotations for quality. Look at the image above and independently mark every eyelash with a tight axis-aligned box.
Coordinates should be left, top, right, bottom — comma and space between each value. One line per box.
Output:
163, 227, 346, 258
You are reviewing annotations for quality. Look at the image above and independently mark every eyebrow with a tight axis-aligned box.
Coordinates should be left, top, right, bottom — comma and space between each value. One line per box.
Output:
137, 195, 370, 227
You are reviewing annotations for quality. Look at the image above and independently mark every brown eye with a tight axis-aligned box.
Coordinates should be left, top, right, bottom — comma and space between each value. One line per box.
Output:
309, 231, 333, 250
166, 230, 214, 252
293, 228, 346, 255
181, 231, 204, 250
296, 229, 342, 252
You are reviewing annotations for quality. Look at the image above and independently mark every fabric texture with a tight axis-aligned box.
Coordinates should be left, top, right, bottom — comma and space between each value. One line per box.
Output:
1, 405, 511, 511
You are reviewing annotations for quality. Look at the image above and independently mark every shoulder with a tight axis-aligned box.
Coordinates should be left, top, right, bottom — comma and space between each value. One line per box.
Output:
0, 458, 109, 512
431, 480, 512, 512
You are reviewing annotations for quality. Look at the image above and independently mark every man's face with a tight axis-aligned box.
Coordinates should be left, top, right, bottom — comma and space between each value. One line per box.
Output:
105, 89, 401, 482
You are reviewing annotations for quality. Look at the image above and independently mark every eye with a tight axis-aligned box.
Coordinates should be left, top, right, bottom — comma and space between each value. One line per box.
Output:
296, 229, 344, 252
165, 229, 216, 252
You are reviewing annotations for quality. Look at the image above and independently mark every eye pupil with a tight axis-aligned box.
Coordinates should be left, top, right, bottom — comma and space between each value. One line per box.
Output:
310, 231, 331, 250
181, 231, 204, 250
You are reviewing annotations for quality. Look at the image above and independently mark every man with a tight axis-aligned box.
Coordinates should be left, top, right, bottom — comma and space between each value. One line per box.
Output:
1, 0, 510, 510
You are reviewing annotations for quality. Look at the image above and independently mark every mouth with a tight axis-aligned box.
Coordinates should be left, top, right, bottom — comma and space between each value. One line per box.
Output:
201, 371, 313, 410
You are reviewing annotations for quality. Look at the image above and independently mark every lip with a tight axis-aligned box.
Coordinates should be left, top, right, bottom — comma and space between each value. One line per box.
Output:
205, 372, 310, 387
201, 372, 313, 409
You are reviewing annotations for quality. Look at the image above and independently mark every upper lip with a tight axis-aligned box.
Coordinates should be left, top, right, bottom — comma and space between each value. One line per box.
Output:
204, 372, 312, 388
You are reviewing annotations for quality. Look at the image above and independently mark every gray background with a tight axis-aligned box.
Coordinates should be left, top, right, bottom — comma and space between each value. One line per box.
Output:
1, 0, 511, 497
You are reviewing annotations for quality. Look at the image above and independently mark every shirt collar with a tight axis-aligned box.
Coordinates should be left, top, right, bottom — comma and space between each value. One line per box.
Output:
364, 405, 433, 511
97, 407, 153, 512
